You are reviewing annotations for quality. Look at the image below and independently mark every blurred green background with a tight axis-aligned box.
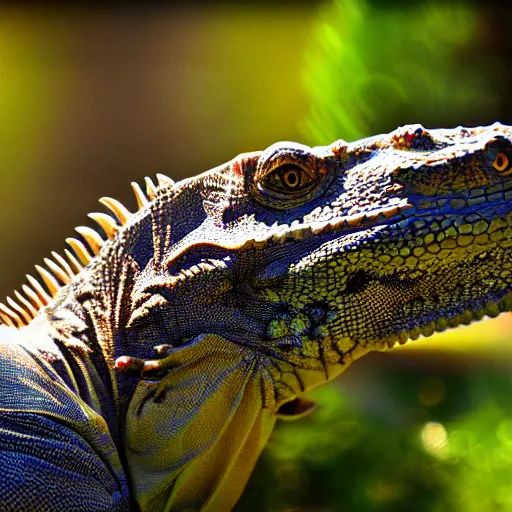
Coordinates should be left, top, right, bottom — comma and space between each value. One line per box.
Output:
2, 1, 512, 510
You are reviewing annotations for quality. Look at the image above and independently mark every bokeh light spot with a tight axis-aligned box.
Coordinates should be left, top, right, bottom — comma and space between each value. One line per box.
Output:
420, 421, 449, 459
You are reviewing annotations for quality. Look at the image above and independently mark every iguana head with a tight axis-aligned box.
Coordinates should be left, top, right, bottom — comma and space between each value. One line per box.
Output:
2, 123, 512, 511
119, 123, 512, 510
124, 122, 512, 400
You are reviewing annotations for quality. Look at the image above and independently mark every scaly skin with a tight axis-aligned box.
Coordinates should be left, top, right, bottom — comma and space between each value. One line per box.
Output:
1, 123, 512, 511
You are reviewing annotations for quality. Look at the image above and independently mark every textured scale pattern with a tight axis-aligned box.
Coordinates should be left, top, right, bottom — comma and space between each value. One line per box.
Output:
1, 123, 512, 511
0, 413, 124, 511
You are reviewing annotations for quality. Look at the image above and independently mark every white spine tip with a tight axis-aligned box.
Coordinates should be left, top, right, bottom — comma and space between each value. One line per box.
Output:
131, 182, 149, 210
99, 197, 131, 225
156, 173, 175, 188
75, 226, 104, 255
144, 177, 157, 200
66, 238, 92, 266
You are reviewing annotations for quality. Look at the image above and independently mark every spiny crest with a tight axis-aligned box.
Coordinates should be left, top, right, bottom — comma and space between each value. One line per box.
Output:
0, 173, 175, 328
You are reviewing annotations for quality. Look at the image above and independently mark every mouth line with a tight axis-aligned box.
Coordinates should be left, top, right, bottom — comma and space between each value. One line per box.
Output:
382, 289, 512, 350
367, 244, 512, 350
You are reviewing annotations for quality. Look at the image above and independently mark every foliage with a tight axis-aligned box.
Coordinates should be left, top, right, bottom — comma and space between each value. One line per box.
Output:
238, 367, 512, 511
301, 0, 508, 144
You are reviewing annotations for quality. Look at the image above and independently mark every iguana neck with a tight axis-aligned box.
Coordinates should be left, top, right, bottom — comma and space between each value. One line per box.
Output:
21, 187, 202, 435
22, 239, 142, 438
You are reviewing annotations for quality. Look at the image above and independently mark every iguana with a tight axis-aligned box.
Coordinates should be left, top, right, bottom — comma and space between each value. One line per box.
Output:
1, 123, 511, 511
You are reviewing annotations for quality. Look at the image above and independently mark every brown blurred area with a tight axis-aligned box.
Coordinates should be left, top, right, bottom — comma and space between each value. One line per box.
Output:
0, 3, 319, 296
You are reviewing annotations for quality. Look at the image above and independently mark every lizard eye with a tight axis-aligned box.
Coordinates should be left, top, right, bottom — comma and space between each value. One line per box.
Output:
263, 164, 316, 194
253, 142, 332, 210
493, 152, 511, 174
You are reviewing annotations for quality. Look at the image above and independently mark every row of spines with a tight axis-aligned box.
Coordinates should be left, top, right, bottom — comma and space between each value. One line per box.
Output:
0, 173, 174, 328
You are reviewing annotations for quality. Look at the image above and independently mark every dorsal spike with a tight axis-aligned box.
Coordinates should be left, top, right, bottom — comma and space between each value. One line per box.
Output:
131, 182, 149, 210
87, 213, 118, 240
145, 177, 157, 200
35, 265, 60, 297
156, 173, 174, 189
14, 290, 38, 317
2, 171, 171, 328
99, 197, 131, 225
75, 226, 104, 255
22, 284, 44, 309
51, 251, 74, 278
0, 302, 24, 327
6, 296, 31, 324
0, 311, 16, 327
66, 238, 92, 266
26, 275, 51, 304
44, 258, 71, 284
64, 249, 83, 273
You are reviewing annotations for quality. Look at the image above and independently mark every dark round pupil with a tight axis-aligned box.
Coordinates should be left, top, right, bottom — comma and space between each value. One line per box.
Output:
496, 155, 505, 168
284, 170, 299, 187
